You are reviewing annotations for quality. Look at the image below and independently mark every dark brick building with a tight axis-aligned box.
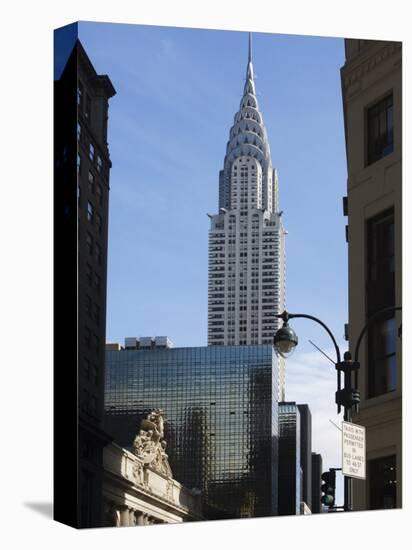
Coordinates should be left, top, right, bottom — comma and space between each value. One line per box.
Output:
54, 31, 116, 528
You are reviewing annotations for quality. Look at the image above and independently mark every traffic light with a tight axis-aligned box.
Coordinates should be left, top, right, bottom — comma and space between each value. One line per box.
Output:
321, 469, 336, 507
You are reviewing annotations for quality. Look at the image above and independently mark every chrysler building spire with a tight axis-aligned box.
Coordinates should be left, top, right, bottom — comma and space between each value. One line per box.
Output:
220, 33, 275, 213
244, 34, 256, 97
208, 33, 286, 399
247, 32, 253, 78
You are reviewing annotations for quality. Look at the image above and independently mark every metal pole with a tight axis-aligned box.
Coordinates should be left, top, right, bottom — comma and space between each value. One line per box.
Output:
274, 310, 363, 512
343, 364, 352, 512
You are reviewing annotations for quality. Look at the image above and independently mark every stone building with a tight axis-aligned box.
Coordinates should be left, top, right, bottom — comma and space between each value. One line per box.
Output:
340, 39, 402, 510
102, 410, 203, 526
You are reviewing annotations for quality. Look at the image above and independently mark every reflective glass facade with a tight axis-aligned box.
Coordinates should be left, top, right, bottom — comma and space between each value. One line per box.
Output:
105, 345, 278, 518
278, 402, 301, 516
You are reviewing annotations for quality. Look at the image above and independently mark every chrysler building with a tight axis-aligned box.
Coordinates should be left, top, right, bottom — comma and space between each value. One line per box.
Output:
207, 34, 286, 396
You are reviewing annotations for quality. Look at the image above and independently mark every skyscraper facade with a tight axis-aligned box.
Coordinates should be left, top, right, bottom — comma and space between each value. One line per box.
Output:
54, 32, 116, 528
278, 402, 301, 516
105, 342, 279, 518
76, 41, 116, 528
207, 35, 286, 399
297, 404, 312, 511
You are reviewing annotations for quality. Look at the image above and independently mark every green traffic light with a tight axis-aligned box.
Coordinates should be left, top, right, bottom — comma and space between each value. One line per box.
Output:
321, 469, 336, 507
321, 495, 334, 506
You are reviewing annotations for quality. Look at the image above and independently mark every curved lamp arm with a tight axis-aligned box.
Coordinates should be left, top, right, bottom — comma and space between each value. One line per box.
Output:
276, 311, 341, 364
354, 306, 402, 362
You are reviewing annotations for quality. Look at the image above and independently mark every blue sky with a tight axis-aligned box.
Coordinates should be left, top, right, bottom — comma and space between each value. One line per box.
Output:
78, 22, 348, 503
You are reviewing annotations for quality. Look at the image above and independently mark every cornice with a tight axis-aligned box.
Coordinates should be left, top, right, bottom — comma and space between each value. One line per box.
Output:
77, 41, 116, 98
102, 472, 197, 517
342, 42, 401, 91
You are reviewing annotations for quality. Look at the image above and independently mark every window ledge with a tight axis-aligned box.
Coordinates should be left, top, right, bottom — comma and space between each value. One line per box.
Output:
361, 389, 401, 410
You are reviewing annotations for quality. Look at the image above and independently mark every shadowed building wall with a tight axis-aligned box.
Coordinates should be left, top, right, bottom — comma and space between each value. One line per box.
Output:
54, 30, 116, 528
297, 404, 312, 511
311, 452, 323, 514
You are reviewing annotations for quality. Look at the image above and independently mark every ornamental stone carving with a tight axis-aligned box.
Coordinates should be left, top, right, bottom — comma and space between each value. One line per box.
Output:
166, 479, 173, 501
132, 409, 173, 478
103, 439, 203, 525
132, 458, 144, 484
343, 42, 401, 90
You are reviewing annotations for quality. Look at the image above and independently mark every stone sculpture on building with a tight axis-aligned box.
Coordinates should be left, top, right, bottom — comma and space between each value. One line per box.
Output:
102, 407, 203, 526
133, 409, 172, 478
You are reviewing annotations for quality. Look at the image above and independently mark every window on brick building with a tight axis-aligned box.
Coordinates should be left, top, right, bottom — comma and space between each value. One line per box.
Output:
366, 209, 396, 397
367, 94, 394, 165
369, 455, 397, 509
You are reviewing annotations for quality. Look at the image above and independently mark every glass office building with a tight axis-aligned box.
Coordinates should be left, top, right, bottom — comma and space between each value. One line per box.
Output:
105, 344, 278, 518
278, 402, 301, 516
297, 404, 312, 511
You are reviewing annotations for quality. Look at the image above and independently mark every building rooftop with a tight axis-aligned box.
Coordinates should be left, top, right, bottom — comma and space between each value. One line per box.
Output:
105, 336, 174, 350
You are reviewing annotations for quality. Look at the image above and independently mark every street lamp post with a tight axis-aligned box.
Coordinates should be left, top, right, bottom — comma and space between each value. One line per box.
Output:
273, 306, 401, 512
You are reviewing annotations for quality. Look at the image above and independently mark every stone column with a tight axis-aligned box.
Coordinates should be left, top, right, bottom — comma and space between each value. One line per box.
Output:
136, 511, 145, 526
129, 508, 136, 526
104, 502, 119, 527
146, 515, 156, 525
119, 505, 129, 527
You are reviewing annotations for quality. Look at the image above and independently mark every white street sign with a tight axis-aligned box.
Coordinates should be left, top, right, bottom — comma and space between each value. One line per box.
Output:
342, 421, 366, 480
